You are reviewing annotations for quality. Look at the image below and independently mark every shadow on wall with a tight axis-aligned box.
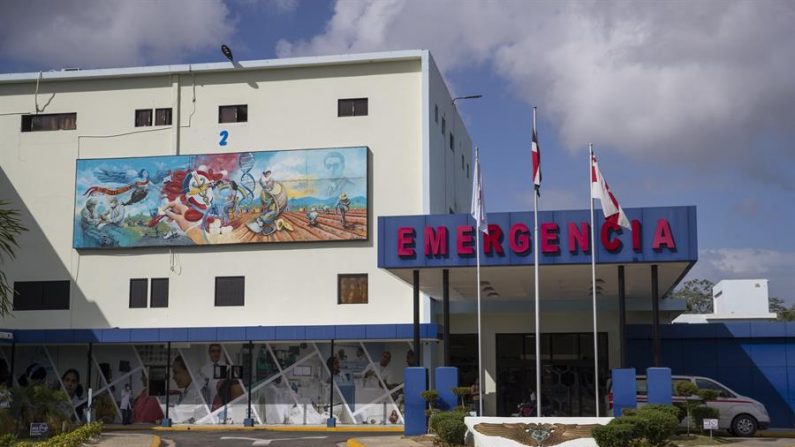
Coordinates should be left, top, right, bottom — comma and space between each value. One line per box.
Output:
627, 322, 795, 428
0, 166, 110, 330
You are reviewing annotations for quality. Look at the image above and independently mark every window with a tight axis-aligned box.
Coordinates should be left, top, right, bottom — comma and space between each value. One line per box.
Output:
215, 276, 245, 306
441, 117, 446, 135
13, 280, 70, 310
338, 274, 368, 304
21, 113, 76, 132
219, 105, 248, 123
449, 207, 455, 214
434, 104, 438, 123
695, 378, 735, 398
337, 98, 368, 117
150, 278, 169, 308
155, 108, 172, 126
450, 133, 455, 151
134, 109, 152, 127
466, 163, 470, 178
461, 154, 465, 169
129, 278, 148, 308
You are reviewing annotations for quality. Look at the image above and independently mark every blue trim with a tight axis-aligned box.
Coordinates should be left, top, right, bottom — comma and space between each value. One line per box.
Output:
2, 323, 442, 344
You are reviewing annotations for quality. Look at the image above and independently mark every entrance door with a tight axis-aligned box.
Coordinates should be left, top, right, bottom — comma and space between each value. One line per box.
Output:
496, 333, 608, 417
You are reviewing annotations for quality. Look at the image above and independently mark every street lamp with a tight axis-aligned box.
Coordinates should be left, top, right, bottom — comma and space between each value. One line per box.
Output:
448, 94, 482, 212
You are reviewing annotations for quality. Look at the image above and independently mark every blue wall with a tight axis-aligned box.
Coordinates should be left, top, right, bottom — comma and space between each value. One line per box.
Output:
627, 322, 795, 428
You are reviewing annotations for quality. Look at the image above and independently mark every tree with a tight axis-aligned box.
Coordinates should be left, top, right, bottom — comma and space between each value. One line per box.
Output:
769, 297, 795, 321
666, 278, 714, 314
0, 201, 26, 317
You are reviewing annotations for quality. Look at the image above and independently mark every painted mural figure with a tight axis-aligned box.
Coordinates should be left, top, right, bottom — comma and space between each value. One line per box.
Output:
246, 170, 290, 235
324, 151, 355, 197
98, 198, 125, 229
336, 193, 352, 229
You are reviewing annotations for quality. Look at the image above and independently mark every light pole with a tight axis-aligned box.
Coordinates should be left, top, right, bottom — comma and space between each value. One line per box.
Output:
448, 94, 482, 212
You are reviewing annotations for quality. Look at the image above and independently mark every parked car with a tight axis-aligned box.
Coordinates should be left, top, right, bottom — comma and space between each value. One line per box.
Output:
608, 375, 770, 436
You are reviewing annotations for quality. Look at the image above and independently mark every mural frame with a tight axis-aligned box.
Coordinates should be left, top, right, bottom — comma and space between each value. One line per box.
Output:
72, 146, 371, 250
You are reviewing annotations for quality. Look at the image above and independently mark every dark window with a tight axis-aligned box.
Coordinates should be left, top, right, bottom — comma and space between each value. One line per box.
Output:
441, 117, 446, 135
21, 113, 77, 132
12, 280, 70, 310
467, 163, 470, 178
337, 98, 368, 117
449, 207, 455, 214
129, 278, 148, 308
219, 105, 248, 123
215, 276, 245, 306
461, 155, 465, 170
135, 109, 152, 127
450, 133, 455, 151
434, 104, 438, 123
150, 278, 169, 308
338, 274, 368, 304
155, 108, 172, 126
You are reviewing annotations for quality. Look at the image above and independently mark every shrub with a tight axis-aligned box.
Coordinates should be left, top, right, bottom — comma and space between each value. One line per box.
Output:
697, 389, 720, 402
675, 381, 698, 397
690, 406, 720, 432
0, 433, 16, 447
634, 407, 679, 446
593, 422, 638, 447
452, 387, 470, 410
14, 422, 102, 447
436, 416, 467, 446
421, 390, 440, 408
429, 410, 467, 434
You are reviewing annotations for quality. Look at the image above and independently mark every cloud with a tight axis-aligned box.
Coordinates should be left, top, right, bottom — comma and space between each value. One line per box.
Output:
687, 248, 795, 302
0, 0, 235, 69
276, 0, 795, 184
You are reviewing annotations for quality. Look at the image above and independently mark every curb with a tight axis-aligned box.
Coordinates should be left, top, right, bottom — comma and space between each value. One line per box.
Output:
759, 431, 795, 439
150, 425, 404, 433
149, 435, 161, 447
346, 439, 367, 447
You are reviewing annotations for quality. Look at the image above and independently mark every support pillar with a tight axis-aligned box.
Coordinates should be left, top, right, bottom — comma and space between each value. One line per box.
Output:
162, 341, 172, 427
651, 265, 660, 367
413, 269, 420, 367
618, 265, 626, 368
244, 340, 255, 426
327, 338, 336, 427
443, 269, 450, 366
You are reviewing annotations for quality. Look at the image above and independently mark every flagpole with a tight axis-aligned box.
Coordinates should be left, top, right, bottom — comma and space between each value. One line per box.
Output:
475, 147, 484, 417
532, 107, 542, 418
589, 143, 601, 417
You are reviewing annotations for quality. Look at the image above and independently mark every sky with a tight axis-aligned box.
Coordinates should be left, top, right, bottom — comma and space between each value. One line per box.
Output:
1, 0, 793, 302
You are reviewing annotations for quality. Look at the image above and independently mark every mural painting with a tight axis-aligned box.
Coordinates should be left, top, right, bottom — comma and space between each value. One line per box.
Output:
73, 147, 368, 249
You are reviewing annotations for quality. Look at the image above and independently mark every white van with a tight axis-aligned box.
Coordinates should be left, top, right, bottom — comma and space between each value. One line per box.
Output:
608, 375, 770, 436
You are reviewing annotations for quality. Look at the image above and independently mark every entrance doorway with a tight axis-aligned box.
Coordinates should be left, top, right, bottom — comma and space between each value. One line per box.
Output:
496, 333, 608, 417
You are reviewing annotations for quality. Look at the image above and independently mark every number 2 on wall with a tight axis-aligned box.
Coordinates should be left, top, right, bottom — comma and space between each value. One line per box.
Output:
219, 130, 229, 146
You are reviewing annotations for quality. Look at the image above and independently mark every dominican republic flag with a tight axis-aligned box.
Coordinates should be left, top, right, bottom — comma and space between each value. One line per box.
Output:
471, 148, 488, 234
591, 154, 630, 229
532, 125, 541, 196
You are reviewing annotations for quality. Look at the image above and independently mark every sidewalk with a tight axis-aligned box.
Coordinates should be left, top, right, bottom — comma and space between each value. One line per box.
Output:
92, 432, 160, 447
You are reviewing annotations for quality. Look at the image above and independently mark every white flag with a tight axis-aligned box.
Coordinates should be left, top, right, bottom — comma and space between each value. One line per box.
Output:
591, 154, 630, 229
471, 148, 488, 234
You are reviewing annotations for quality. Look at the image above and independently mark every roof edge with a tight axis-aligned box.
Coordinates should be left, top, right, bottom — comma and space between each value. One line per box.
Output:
0, 49, 428, 84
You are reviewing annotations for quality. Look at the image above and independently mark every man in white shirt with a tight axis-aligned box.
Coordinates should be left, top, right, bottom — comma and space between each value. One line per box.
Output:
199, 344, 226, 406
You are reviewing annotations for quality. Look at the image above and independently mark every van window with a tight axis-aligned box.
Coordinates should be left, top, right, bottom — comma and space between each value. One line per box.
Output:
695, 378, 735, 398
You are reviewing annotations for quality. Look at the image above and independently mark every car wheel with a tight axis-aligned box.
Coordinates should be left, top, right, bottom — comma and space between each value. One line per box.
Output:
731, 414, 758, 437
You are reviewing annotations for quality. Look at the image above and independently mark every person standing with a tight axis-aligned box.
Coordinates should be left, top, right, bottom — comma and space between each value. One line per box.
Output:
120, 384, 132, 425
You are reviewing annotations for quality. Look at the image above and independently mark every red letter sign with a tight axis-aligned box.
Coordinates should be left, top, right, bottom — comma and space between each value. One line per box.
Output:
632, 219, 642, 252
509, 223, 531, 255
600, 221, 623, 252
483, 224, 504, 255
652, 218, 676, 250
541, 222, 560, 254
568, 222, 590, 253
397, 227, 416, 257
424, 226, 448, 257
457, 225, 475, 255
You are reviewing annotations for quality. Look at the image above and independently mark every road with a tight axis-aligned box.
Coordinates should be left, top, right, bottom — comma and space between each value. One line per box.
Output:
154, 430, 395, 447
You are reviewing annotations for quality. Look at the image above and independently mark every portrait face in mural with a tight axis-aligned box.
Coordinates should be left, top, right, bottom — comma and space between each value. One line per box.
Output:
208, 344, 223, 364
61, 369, 82, 399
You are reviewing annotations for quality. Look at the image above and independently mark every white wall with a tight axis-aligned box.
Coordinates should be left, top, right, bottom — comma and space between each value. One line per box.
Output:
712, 279, 775, 318
427, 56, 473, 214
0, 57, 459, 330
